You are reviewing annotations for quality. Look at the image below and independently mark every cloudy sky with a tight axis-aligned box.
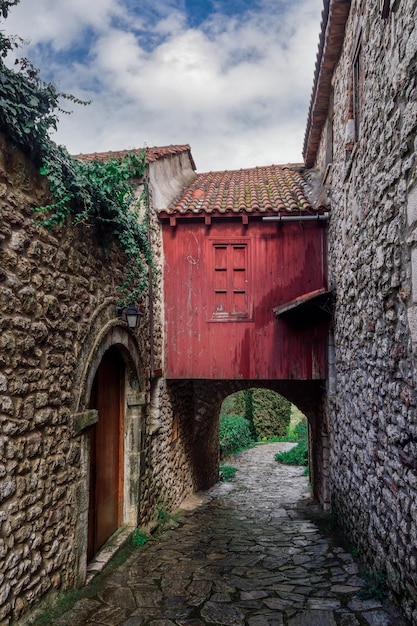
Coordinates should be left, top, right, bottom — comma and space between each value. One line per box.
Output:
2, 0, 322, 172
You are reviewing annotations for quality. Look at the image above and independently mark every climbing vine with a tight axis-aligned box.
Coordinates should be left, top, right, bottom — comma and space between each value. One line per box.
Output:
35, 146, 151, 304
0, 0, 152, 303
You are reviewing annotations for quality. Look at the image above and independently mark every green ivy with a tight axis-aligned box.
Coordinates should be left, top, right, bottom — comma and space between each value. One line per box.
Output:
0, 1, 88, 160
35, 146, 152, 304
0, 0, 152, 302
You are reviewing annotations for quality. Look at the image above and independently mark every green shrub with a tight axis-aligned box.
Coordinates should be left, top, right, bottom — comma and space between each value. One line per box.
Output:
225, 389, 291, 440
252, 390, 291, 439
275, 439, 308, 466
132, 529, 148, 546
293, 419, 308, 441
219, 414, 254, 458
280, 410, 308, 442
219, 465, 238, 481
276, 413, 309, 466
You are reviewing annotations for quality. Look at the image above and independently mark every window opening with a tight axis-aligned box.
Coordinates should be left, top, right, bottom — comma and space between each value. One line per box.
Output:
212, 242, 249, 319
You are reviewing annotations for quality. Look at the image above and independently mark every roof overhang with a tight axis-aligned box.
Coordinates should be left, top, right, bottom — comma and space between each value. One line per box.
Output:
158, 210, 327, 227
274, 288, 334, 319
303, 0, 351, 168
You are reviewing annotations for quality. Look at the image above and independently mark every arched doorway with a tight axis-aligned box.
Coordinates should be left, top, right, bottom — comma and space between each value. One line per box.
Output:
88, 346, 124, 560
190, 379, 327, 505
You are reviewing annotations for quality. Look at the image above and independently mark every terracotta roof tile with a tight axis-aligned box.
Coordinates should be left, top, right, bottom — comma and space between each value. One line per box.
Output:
76, 144, 196, 169
165, 164, 324, 216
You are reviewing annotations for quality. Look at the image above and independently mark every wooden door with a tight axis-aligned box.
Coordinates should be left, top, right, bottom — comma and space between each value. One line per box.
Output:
88, 347, 124, 560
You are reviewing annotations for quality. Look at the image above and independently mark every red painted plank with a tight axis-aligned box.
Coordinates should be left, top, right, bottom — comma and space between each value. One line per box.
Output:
162, 219, 327, 380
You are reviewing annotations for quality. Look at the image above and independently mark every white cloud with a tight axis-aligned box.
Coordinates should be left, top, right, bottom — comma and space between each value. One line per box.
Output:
3, 0, 127, 48
2, 0, 322, 172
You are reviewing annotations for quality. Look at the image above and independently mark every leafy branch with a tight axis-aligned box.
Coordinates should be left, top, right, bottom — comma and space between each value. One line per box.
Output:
35, 146, 152, 305
0, 0, 153, 303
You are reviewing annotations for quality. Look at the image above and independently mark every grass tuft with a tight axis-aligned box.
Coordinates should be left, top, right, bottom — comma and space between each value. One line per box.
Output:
219, 465, 238, 481
275, 439, 308, 466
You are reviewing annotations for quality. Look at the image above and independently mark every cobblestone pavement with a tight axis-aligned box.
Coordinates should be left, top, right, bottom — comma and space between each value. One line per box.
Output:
53, 443, 409, 626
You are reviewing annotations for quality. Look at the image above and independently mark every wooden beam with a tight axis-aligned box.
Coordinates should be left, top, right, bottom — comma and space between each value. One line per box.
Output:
274, 287, 333, 317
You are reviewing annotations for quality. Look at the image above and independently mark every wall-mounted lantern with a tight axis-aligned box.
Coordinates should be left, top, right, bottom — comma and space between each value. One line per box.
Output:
117, 304, 143, 329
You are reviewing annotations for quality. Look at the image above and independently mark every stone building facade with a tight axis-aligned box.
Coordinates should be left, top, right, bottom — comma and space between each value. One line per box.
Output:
0, 138, 216, 625
304, 0, 417, 619
5, 0, 417, 621
0, 132, 335, 623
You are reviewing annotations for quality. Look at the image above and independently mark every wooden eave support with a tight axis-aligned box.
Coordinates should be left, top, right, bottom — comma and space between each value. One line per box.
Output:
274, 287, 334, 319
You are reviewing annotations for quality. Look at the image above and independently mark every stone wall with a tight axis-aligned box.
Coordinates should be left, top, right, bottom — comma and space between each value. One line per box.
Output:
0, 124, 333, 623
0, 135, 134, 623
139, 168, 202, 524
0, 137, 202, 625
0, 135, 249, 624
313, 0, 417, 619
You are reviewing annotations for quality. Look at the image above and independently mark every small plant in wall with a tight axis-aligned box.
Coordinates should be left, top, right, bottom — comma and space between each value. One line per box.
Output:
132, 528, 149, 547
35, 147, 152, 305
150, 507, 182, 536
0, 0, 152, 303
219, 465, 238, 482
357, 569, 387, 601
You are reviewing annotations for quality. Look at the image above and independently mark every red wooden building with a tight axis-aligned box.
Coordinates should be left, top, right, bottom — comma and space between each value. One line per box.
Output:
159, 164, 330, 381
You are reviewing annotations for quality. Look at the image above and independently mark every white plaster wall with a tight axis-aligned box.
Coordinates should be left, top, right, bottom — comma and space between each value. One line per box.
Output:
149, 152, 197, 211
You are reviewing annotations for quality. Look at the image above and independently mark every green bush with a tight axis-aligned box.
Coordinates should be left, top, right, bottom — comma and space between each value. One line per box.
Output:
219, 414, 254, 458
252, 390, 291, 439
279, 409, 308, 442
275, 439, 308, 466
275, 413, 309, 466
225, 389, 291, 440
219, 465, 238, 481
293, 419, 308, 441
285, 418, 308, 442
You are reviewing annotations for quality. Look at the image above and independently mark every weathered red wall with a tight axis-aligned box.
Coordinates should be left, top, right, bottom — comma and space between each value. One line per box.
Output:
162, 217, 328, 380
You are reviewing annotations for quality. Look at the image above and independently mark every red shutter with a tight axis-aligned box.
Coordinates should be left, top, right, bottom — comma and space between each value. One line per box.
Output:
212, 242, 248, 318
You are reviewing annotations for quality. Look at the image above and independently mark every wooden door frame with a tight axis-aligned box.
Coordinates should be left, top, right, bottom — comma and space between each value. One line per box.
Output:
71, 325, 145, 585
88, 346, 125, 559
117, 363, 124, 526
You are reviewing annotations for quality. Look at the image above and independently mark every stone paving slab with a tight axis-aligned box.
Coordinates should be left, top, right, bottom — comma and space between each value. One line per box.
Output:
52, 443, 409, 625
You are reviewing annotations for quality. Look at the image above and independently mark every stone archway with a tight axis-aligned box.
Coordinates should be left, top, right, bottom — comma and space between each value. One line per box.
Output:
188, 379, 328, 507
70, 322, 146, 583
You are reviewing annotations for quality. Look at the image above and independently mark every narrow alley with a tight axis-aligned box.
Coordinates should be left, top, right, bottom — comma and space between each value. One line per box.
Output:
51, 444, 408, 626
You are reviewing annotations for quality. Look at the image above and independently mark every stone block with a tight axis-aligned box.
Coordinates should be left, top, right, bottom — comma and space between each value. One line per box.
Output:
71, 410, 98, 436
0, 480, 16, 504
